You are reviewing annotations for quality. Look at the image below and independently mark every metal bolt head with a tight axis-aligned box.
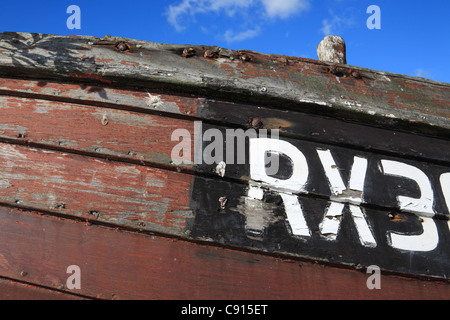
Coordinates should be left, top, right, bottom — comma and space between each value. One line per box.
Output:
116, 41, 129, 52
352, 71, 361, 79
249, 117, 264, 129
219, 196, 228, 210
182, 47, 196, 58
204, 50, 217, 59
240, 54, 252, 62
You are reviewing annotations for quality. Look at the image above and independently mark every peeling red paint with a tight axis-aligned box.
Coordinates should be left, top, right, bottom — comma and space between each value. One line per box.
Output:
120, 60, 139, 67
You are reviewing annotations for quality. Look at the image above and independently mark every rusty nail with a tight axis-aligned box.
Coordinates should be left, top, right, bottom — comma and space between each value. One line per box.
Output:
352, 71, 361, 79
89, 211, 99, 218
56, 203, 66, 209
249, 117, 264, 129
328, 66, 348, 77
219, 196, 228, 210
20, 271, 28, 277
182, 47, 196, 58
260, 87, 267, 93
240, 53, 252, 62
101, 114, 109, 125
116, 41, 129, 52
204, 50, 217, 59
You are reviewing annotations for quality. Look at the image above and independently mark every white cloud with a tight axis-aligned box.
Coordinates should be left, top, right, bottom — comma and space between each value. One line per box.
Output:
224, 27, 261, 43
415, 68, 433, 79
261, 0, 310, 19
320, 9, 355, 36
321, 19, 333, 35
167, 0, 255, 31
166, 0, 310, 35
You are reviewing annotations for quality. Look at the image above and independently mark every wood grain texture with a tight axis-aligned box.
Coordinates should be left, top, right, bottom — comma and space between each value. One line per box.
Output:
0, 78, 448, 165
0, 32, 448, 137
0, 205, 448, 300
0, 32, 448, 298
0, 142, 193, 235
0, 93, 448, 220
0, 92, 448, 279
0, 278, 86, 300
0, 94, 195, 169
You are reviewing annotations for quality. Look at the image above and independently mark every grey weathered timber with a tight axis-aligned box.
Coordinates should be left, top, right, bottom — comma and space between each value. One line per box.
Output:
0, 32, 448, 137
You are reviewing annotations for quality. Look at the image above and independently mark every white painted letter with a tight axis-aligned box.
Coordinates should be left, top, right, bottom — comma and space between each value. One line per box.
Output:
319, 202, 377, 247
66, 5, 81, 30
250, 138, 308, 193
440, 172, 450, 214
280, 193, 310, 237
317, 150, 368, 204
380, 160, 435, 216
381, 160, 438, 251
249, 138, 309, 237
388, 217, 439, 252
317, 151, 376, 246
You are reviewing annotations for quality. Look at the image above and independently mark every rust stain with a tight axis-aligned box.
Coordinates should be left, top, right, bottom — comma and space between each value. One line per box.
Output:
95, 58, 113, 64
219, 60, 235, 77
389, 212, 407, 222
120, 60, 139, 67
263, 118, 293, 130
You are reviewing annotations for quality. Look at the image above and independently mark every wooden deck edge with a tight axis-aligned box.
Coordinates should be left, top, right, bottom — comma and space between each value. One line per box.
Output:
0, 32, 448, 137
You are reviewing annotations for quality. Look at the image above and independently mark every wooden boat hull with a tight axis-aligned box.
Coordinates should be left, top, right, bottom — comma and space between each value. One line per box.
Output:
0, 32, 448, 300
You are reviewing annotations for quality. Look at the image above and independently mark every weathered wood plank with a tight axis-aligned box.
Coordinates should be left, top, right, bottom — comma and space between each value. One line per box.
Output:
0, 32, 448, 137
190, 176, 450, 279
0, 94, 195, 169
0, 205, 448, 300
0, 277, 86, 300
0, 142, 193, 235
0, 32, 448, 286
0, 94, 448, 220
0, 77, 448, 164
0, 141, 447, 278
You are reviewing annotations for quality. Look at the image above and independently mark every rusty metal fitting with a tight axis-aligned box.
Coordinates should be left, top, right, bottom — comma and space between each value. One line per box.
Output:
219, 196, 228, 210
249, 117, 264, 129
328, 66, 349, 77
204, 50, 218, 59
352, 71, 362, 79
182, 47, 196, 58
240, 53, 252, 62
116, 41, 129, 52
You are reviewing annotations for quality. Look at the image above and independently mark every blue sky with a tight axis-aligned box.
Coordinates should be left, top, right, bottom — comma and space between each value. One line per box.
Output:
1, 0, 449, 83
